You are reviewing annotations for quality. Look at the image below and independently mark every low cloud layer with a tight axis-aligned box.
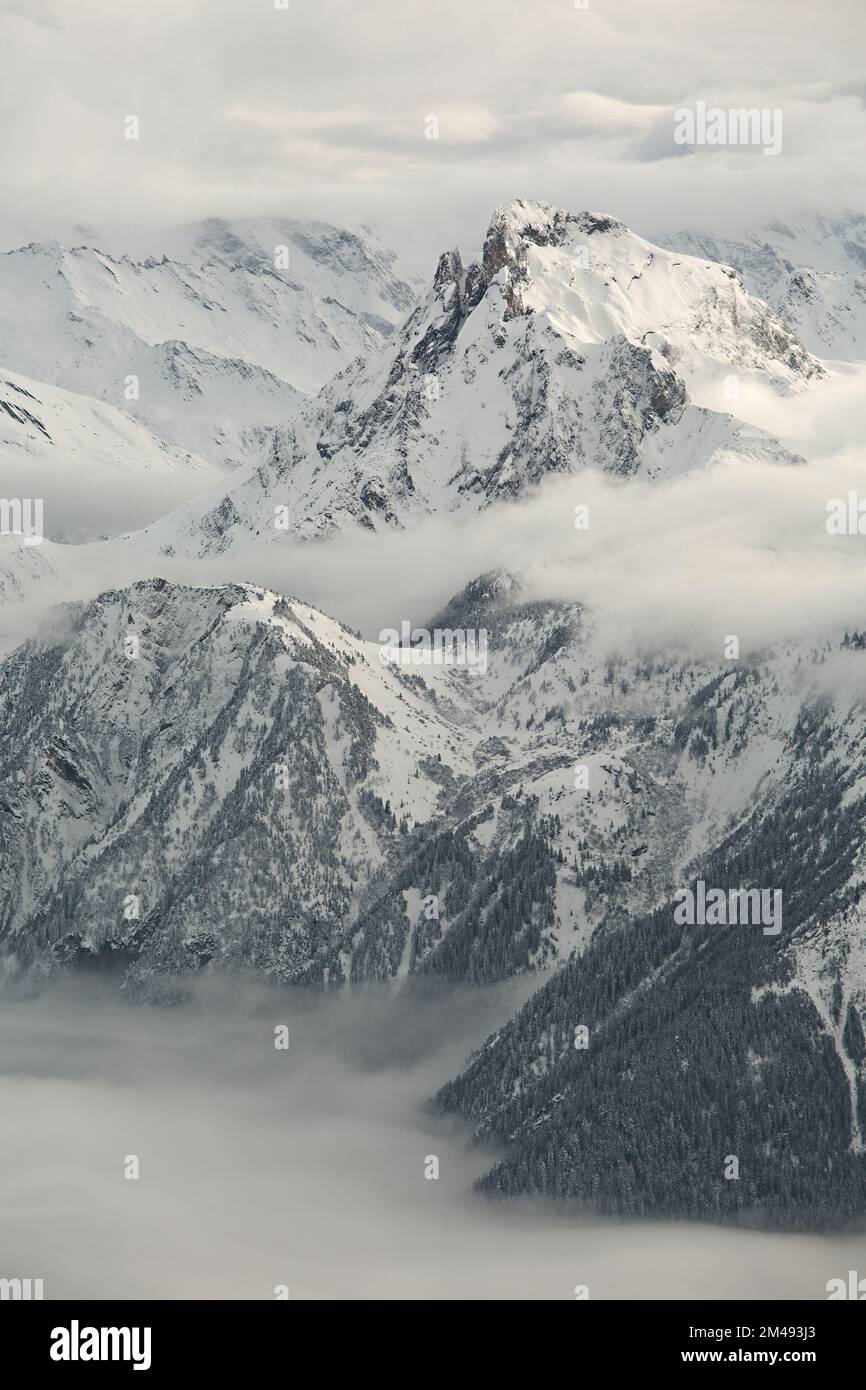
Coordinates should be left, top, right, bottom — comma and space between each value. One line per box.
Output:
0, 979, 862, 1299
0, 456, 214, 544
7, 443, 866, 665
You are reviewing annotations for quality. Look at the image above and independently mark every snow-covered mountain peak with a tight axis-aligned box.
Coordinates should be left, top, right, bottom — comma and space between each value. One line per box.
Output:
483, 198, 625, 264
138, 198, 811, 552
443, 198, 821, 385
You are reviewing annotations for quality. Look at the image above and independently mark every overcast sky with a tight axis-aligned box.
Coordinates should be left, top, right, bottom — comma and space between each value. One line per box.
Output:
2, 0, 866, 269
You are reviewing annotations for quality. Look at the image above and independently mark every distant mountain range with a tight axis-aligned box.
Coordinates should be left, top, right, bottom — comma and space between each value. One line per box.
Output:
660, 213, 866, 360
0, 217, 416, 486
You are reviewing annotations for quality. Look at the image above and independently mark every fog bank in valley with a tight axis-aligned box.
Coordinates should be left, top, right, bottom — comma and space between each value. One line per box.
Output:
0, 978, 862, 1300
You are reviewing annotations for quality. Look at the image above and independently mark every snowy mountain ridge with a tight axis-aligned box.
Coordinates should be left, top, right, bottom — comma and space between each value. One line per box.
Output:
136, 197, 816, 555
0, 218, 417, 469
660, 212, 866, 360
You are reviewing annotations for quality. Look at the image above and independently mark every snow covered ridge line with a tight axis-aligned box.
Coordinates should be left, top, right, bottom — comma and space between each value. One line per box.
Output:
0, 498, 43, 546
378, 622, 488, 675
674, 881, 783, 937
674, 102, 783, 156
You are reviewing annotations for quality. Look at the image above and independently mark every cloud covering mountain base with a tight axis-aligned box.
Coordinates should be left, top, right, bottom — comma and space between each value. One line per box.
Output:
1, 979, 862, 1299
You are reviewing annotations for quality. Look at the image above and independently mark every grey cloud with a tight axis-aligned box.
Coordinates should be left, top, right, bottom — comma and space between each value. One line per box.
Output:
634, 115, 692, 163
2, 0, 866, 263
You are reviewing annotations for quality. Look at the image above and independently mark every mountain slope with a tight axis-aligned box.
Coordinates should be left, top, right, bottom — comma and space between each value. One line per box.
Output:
428, 597, 866, 1230
0, 578, 475, 993
436, 757, 866, 1229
